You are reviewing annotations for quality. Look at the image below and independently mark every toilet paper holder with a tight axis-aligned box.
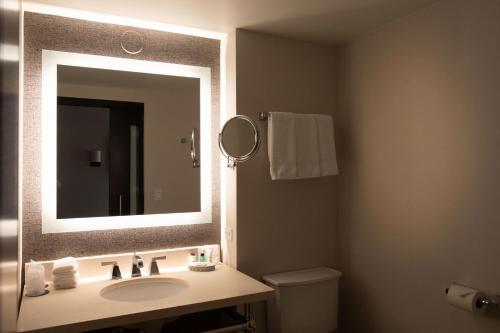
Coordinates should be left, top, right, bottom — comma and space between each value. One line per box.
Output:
445, 288, 500, 310
477, 296, 500, 310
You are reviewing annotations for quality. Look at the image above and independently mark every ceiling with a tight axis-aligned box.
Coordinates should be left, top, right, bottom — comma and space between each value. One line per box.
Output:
26, 0, 439, 44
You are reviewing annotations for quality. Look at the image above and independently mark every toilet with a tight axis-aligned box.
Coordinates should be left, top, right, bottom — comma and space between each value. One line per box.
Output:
263, 267, 342, 333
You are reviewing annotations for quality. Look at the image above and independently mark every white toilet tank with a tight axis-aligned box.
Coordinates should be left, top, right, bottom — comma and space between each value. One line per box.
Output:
263, 267, 342, 333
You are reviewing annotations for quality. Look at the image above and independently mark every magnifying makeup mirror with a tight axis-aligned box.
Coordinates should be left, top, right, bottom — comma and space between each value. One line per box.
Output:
218, 115, 260, 168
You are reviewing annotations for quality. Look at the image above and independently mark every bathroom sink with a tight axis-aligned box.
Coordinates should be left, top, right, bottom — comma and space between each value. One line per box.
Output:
100, 277, 188, 302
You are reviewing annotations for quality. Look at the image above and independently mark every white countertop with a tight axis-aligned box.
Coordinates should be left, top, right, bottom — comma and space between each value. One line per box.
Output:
17, 265, 275, 332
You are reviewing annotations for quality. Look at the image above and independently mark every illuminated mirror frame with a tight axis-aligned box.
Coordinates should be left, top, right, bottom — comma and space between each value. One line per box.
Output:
41, 50, 212, 233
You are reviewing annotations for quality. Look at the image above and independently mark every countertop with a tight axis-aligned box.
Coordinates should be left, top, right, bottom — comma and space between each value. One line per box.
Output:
17, 265, 275, 332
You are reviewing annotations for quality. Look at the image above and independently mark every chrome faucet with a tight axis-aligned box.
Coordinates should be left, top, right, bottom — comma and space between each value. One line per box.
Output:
148, 256, 166, 276
101, 261, 122, 280
131, 253, 144, 277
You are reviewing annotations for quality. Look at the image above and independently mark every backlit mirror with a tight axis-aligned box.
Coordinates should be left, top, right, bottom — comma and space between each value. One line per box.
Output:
42, 50, 212, 233
57, 66, 200, 219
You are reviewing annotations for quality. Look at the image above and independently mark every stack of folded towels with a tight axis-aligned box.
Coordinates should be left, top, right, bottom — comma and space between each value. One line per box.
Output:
52, 257, 79, 289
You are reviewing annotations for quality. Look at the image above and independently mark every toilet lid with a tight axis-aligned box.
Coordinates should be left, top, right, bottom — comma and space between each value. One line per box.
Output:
262, 267, 341, 287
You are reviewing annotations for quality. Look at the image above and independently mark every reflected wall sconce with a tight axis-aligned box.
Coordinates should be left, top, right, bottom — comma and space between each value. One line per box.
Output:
89, 150, 102, 167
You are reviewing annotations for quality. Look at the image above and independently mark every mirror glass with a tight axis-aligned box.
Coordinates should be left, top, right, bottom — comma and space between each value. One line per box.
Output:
221, 117, 256, 157
56, 65, 200, 219
219, 116, 260, 166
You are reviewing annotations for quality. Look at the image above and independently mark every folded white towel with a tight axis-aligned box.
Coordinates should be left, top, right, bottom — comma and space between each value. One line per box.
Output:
52, 257, 78, 275
53, 275, 79, 283
54, 280, 78, 289
53, 271, 79, 280
52, 269, 78, 278
53, 272, 79, 290
315, 114, 338, 176
295, 114, 321, 179
268, 112, 297, 180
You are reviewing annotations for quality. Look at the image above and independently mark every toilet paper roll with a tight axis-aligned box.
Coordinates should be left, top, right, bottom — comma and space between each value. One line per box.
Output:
447, 284, 487, 313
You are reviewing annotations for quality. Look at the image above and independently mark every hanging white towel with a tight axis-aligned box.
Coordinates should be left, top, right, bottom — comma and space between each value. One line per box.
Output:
315, 114, 339, 176
268, 112, 338, 180
268, 112, 297, 180
295, 114, 321, 178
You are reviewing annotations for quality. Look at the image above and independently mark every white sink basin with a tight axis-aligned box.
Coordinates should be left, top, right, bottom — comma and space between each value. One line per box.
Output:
100, 277, 188, 302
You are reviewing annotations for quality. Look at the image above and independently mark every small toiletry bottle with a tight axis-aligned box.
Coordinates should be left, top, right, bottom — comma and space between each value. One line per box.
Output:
189, 253, 196, 263
199, 252, 206, 262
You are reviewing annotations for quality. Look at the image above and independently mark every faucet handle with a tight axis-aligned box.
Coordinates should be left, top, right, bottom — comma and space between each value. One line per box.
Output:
101, 261, 122, 280
149, 256, 166, 276
131, 253, 144, 277
133, 253, 144, 268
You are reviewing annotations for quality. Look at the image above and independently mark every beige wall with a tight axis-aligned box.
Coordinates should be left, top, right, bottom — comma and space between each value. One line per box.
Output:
235, 29, 338, 332
336, 0, 500, 332
222, 30, 238, 269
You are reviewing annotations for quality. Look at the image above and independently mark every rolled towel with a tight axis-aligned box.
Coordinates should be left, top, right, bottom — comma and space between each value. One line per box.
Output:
52, 257, 78, 275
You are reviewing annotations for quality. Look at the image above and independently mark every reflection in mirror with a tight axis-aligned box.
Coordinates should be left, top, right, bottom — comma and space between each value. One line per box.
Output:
221, 118, 256, 157
219, 115, 260, 168
57, 65, 201, 219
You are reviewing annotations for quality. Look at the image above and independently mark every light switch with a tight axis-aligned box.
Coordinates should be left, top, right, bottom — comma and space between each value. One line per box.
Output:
154, 189, 163, 201
225, 227, 233, 241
